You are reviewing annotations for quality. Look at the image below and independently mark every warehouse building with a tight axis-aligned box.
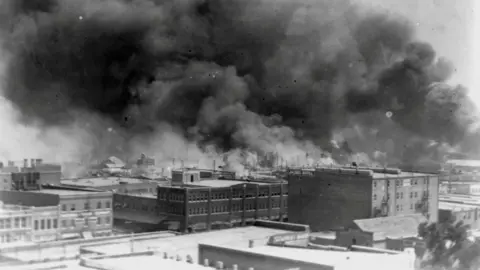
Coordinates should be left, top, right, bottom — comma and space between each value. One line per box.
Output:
157, 169, 287, 232
287, 167, 439, 231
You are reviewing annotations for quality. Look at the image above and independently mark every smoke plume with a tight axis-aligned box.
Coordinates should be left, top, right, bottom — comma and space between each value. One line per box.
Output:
0, 0, 477, 174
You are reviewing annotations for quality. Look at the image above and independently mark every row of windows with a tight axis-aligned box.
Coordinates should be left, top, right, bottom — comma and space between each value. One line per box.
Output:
0, 217, 27, 229
34, 219, 58, 230
395, 202, 429, 212
61, 201, 111, 211
60, 216, 111, 228
0, 233, 27, 243
373, 191, 429, 201
188, 204, 284, 215
187, 192, 285, 202
158, 193, 185, 201
374, 178, 430, 188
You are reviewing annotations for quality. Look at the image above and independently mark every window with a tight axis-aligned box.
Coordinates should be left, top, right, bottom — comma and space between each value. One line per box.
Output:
396, 205, 400, 211
5, 219, 10, 229
105, 217, 111, 224
410, 204, 413, 210
71, 204, 76, 211
106, 201, 111, 209
53, 219, 58, 229
21, 217, 26, 228
34, 220, 39, 230
84, 202, 90, 210
47, 219, 51, 229
14, 218, 19, 228
396, 193, 399, 199
414, 192, 418, 198
400, 193, 403, 199
410, 192, 413, 198
373, 194, 377, 201
62, 220, 67, 228
373, 181, 377, 188
97, 218, 102, 225
97, 202, 102, 209
40, 220, 45, 230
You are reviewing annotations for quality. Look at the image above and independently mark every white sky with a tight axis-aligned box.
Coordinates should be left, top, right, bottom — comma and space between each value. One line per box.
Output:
355, 0, 478, 104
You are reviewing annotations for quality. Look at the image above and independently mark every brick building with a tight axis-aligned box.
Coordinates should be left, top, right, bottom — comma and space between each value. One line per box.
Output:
113, 193, 164, 233
287, 167, 439, 231
0, 186, 113, 240
157, 169, 288, 232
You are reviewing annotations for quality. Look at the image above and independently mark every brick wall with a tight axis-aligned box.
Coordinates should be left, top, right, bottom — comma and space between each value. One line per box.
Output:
288, 172, 372, 231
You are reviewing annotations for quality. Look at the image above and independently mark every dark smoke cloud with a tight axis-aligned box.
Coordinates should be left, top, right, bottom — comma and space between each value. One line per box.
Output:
0, 0, 477, 166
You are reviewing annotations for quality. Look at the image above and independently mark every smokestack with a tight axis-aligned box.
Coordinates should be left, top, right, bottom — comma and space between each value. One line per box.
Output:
172, 158, 176, 169
23, 159, 28, 168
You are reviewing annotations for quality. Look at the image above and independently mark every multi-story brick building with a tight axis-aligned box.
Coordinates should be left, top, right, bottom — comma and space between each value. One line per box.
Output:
157, 169, 288, 232
287, 167, 439, 231
0, 186, 113, 240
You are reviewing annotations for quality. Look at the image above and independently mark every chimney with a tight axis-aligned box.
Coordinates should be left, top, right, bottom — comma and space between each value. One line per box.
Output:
23, 159, 28, 168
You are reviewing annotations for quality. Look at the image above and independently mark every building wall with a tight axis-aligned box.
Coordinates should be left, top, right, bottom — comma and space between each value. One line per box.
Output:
0, 173, 12, 191
31, 206, 61, 242
198, 244, 333, 270
11, 172, 41, 191
288, 171, 372, 231
371, 175, 439, 222
0, 205, 32, 244
58, 192, 113, 238
157, 183, 288, 232
0, 190, 59, 207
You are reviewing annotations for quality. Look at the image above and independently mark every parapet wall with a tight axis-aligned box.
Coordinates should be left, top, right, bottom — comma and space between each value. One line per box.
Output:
253, 220, 310, 232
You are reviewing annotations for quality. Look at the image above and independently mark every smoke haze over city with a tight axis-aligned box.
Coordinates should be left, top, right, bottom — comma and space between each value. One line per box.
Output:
0, 0, 477, 174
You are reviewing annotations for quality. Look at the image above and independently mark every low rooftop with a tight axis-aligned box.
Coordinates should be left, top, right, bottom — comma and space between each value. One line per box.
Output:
31, 188, 105, 196
217, 245, 413, 270
81, 226, 295, 263
185, 179, 277, 188
62, 177, 154, 187
353, 214, 427, 241
439, 201, 480, 211
289, 167, 433, 179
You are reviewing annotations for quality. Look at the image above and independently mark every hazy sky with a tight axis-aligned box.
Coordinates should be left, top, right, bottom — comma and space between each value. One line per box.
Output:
355, 0, 477, 101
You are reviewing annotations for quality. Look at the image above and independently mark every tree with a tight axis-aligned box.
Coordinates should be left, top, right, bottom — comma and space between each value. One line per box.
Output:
418, 220, 480, 270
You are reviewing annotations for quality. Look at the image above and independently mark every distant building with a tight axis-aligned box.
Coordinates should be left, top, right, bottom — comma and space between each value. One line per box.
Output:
438, 201, 480, 230
157, 169, 288, 232
113, 193, 164, 233
445, 159, 480, 173
0, 186, 113, 240
0, 159, 62, 191
440, 182, 480, 196
61, 177, 160, 194
287, 167, 439, 231
137, 154, 155, 167
0, 172, 12, 191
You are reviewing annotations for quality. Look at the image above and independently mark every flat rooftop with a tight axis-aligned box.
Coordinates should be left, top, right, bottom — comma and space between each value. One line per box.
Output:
230, 245, 413, 270
90, 254, 211, 270
292, 167, 433, 179
81, 226, 293, 263
31, 188, 105, 196
186, 179, 274, 188
62, 177, 154, 187
439, 202, 480, 211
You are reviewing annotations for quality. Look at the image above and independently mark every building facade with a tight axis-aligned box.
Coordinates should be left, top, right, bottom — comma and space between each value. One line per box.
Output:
0, 203, 31, 244
0, 172, 12, 191
158, 170, 288, 232
31, 205, 61, 242
0, 187, 113, 240
287, 167, 439, 231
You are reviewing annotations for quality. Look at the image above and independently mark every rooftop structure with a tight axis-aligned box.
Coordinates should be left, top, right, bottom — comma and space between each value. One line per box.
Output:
287, 167, 439, 231
62, 177, 151, 187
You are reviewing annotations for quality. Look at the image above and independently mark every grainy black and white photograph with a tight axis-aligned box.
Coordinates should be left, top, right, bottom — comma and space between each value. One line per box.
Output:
0, 0, 477, 269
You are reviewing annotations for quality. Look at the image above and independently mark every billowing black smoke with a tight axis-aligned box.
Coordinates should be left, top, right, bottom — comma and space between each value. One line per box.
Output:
0, 0, 477, 165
